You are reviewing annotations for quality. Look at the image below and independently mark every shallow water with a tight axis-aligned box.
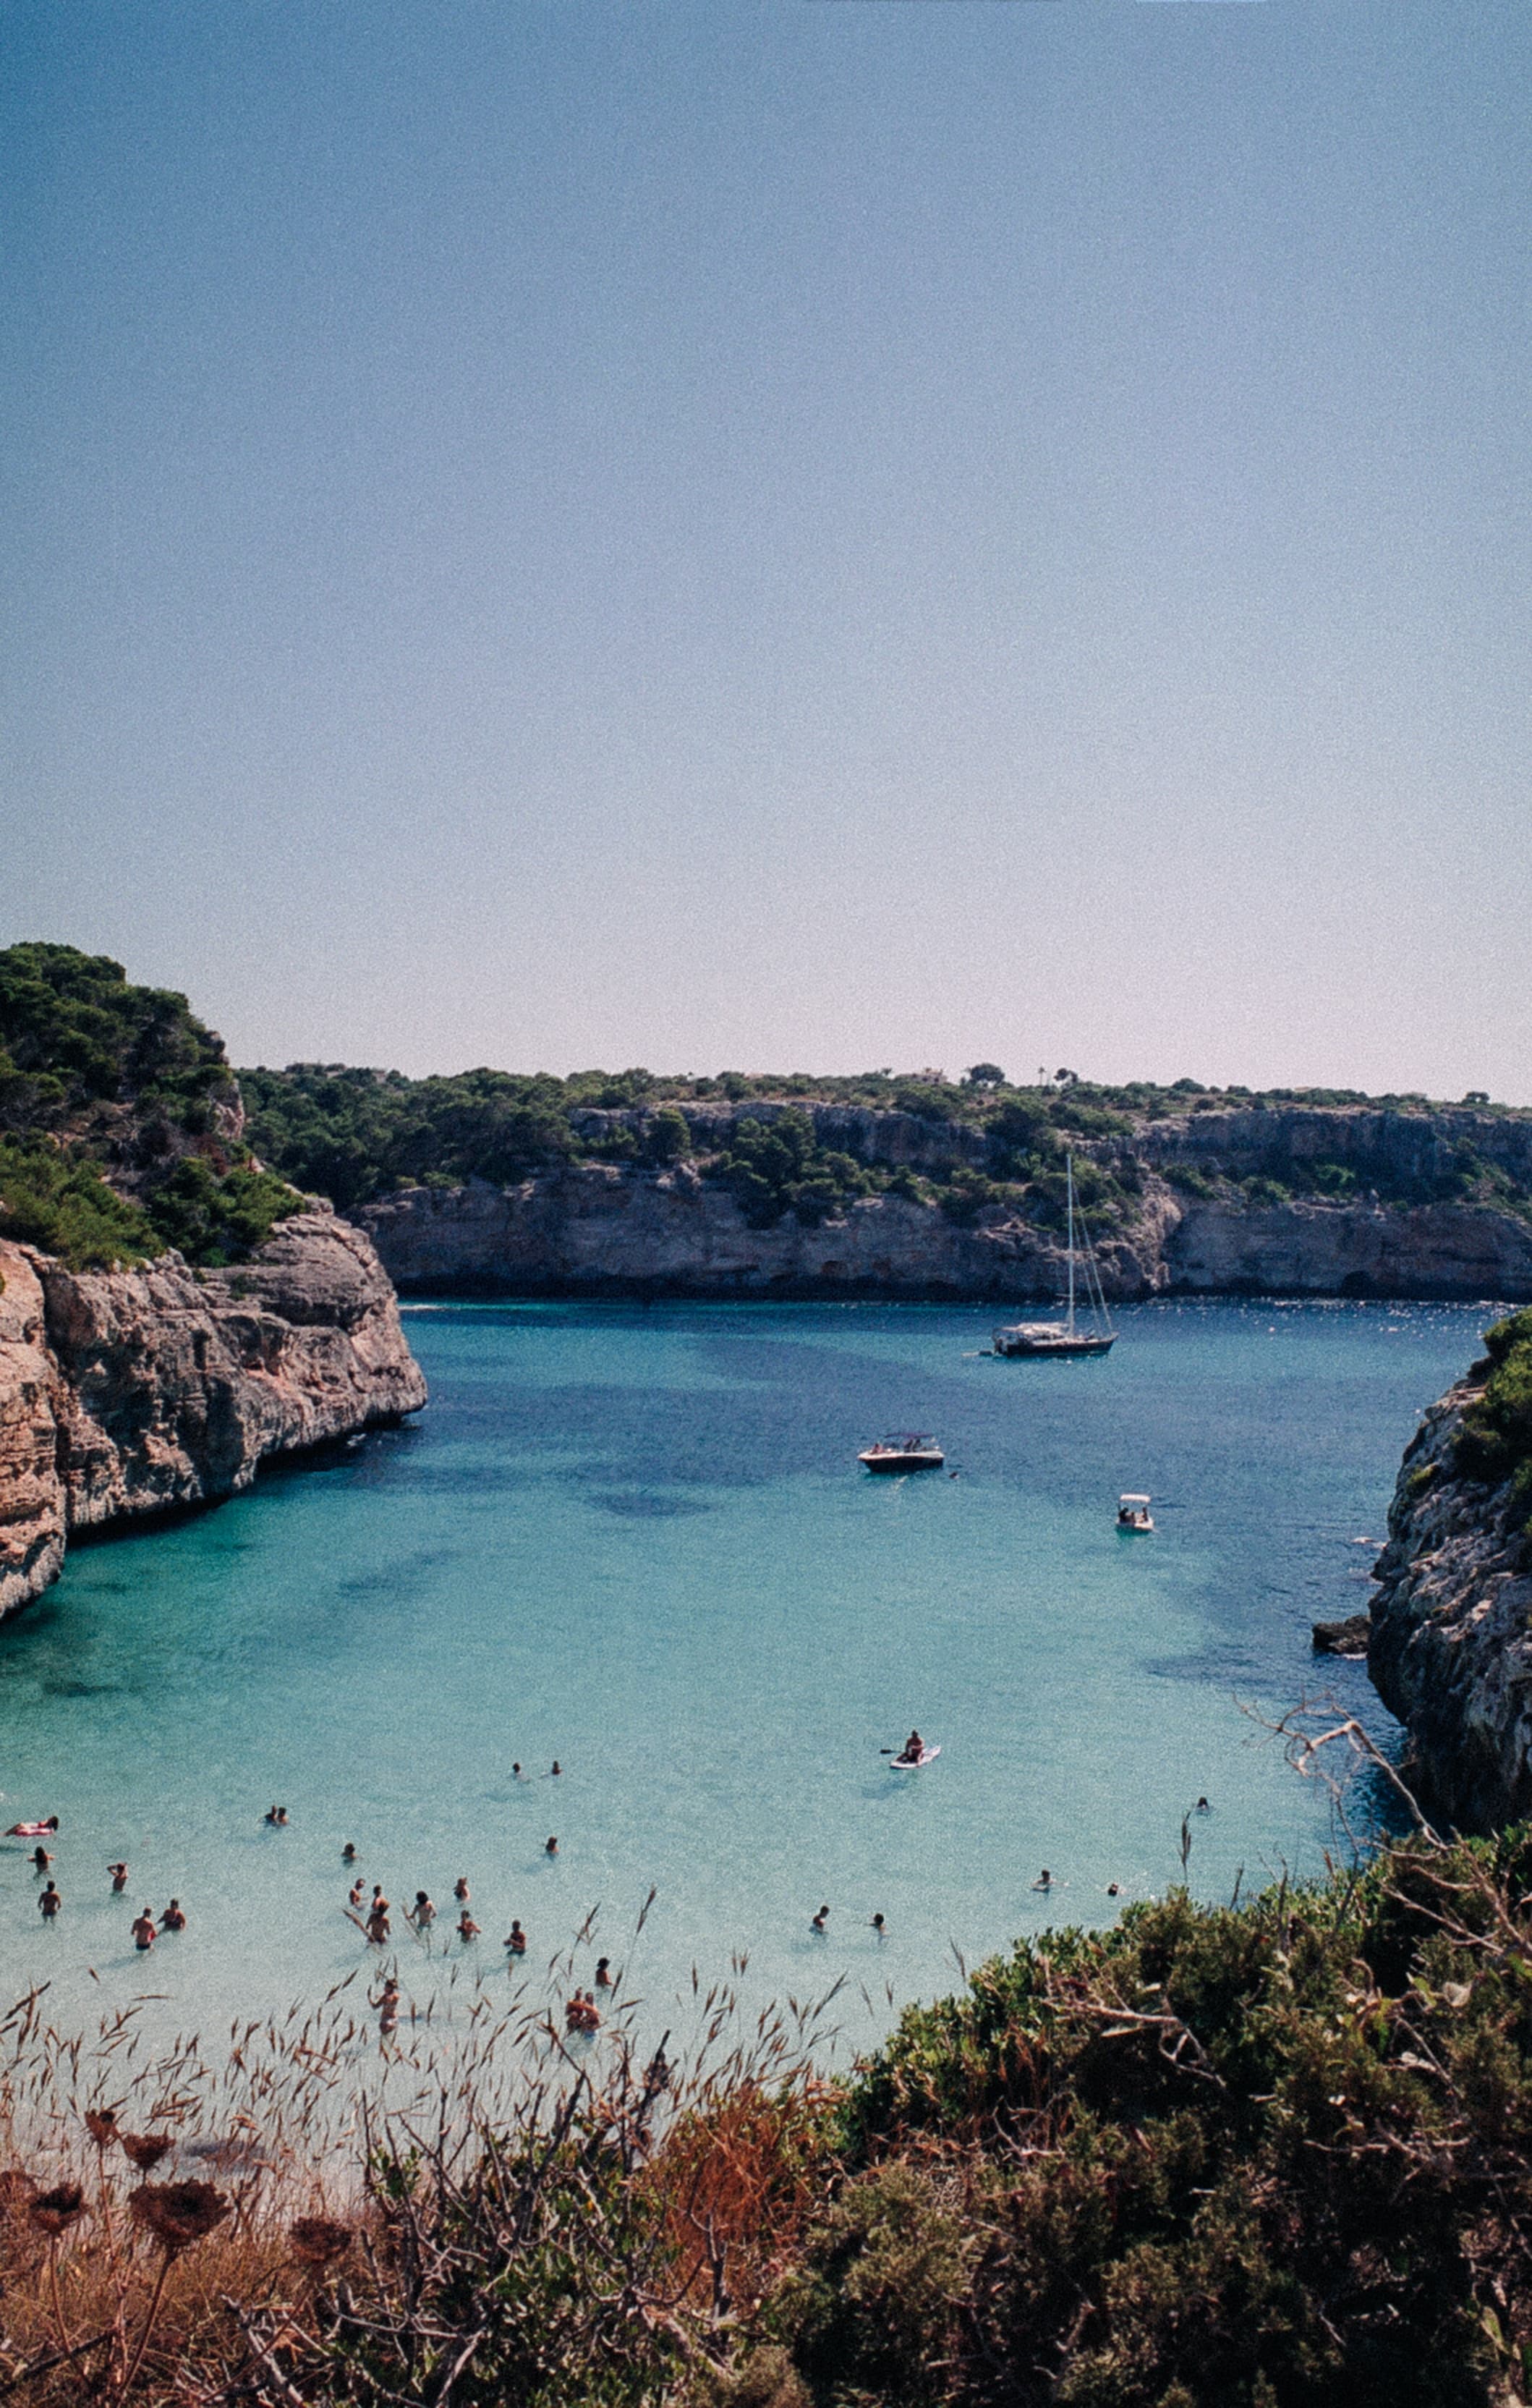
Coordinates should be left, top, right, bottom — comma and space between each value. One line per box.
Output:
0, 1298, 1489, 2063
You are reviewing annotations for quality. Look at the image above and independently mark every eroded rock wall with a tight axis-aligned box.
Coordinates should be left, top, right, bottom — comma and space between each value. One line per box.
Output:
0, 1244, 67, 1618
0, 1213, 426, 1621
1165, 1199, 1532, 1299
355, 1168, 1178, 1300
354, 1168, 1532, 1303
1369, 1383, 1532, 1830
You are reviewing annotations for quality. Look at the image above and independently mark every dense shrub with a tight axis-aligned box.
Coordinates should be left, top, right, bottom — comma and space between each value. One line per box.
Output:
1455, 1308, 1532, 1523
140, 1156, 304, 1266
814, 1833, 1532, 2408
0, 942, 236, 1134
715, 1115, 880, 1229
0, 1137, 161, 1268
0, 946, 303, 1268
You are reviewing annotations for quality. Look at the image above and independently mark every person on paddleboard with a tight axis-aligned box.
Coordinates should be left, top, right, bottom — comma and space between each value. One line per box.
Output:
903, 1731, 924, 1763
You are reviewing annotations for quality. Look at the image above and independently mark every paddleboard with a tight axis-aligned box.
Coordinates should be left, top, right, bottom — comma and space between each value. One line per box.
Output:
890, 1746, 940, 1770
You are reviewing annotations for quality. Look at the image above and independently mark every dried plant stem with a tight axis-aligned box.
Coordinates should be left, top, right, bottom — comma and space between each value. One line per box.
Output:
118, 2248, 174, 2399
44, 2237, 72, 2354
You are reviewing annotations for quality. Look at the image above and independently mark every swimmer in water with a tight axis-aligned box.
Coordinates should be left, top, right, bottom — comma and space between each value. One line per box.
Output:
38, 1881, 61, 1920
811, 1904, 829, 1934
457, 1909, 480, 1942
1032, 1870, 1052, 1891
410, 1891, 435, 1930
511, 1762, 522, 1780
505, 1920, 527, 1956
1195, 1797, 1211, 1814
594, 1956, 612, 1988
160, 1900, 187, 1932
342, 1842, 357, 1863
454, 1875, 470, 1903
349, 1879, 365, 1909
373, 1977, 400, 2038
1106, 1883, 1120, 1899
545, 1836, 558, 1856
550, 1761, 561, 1777
365, 1893, 391, 1945
32, 1845, 52, 1873
870, 1913, 886, 1938
265, 1805, 280, 1826
108, 1862, 129, 1894
132, 1908, 157, 1951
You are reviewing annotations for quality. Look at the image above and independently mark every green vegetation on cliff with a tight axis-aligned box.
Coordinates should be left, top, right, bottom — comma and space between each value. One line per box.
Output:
0, 944, 302, 1268
240, 1058, 1532, 1244
1455, 1307, 1532, 1527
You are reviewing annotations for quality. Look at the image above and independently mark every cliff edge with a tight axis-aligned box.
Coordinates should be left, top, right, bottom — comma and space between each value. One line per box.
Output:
1369, 1326, 1532, 1828
354, 1161, 1532, 1302
0, 1212, 426, 1623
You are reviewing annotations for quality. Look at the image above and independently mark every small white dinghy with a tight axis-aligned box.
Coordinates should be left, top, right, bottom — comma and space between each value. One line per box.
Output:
890, 1744, 941, 1770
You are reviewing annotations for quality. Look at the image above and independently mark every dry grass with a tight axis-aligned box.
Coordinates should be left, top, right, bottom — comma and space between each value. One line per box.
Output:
0, 1914, 847, 2404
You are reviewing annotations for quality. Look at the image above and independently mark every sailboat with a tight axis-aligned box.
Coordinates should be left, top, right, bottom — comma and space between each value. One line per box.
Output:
992, 1155, 1116, 1358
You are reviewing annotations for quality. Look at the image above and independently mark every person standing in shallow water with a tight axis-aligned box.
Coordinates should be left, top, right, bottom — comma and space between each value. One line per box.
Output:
38, 1881, 61, 1920
132, 1907, 156, 1951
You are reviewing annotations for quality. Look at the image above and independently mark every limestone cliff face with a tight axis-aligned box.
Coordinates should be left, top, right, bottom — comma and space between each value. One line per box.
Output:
356, 1166, 1177, 1301
1369, 1381, 1532, 1830
1164, 1199, 1532, 1300
0, 1245, 67, 1619
0, 1213, 426, 1622
354, 1165, 1532, 1304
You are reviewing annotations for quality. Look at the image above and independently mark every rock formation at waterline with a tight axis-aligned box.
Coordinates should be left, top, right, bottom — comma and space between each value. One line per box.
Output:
355, 1158, 1532, 1303
0, 1213, 426, 1623
1369, 1362, 1532, 1830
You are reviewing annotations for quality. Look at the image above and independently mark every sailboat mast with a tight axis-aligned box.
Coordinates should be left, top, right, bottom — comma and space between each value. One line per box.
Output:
1065, 1154, 1076, 1335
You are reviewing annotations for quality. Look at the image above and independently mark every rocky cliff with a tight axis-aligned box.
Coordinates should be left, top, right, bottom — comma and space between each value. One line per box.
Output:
1369, 1375, 1532, 1830
354, 1163, 1532, 1302
0, 1212, 426, 1624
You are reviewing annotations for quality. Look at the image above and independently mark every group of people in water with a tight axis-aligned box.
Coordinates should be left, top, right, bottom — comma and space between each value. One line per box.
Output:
18, 1828, 187, 1946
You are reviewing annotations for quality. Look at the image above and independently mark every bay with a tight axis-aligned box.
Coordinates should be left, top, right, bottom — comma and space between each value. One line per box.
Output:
0, 1298, 1489, 2061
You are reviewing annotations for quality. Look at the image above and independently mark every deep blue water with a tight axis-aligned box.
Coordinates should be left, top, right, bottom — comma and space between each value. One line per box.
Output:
0, 1298, 1489, 2061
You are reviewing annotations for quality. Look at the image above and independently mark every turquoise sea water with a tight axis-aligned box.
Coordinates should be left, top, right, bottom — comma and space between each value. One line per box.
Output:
0, 1299, 1491, 2063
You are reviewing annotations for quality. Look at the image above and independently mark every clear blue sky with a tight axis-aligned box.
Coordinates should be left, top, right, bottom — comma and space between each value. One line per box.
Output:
5, 1, 1530, 1096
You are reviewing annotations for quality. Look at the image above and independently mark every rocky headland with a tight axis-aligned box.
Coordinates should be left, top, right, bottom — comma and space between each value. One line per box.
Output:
0, 947, 428, 1622
351, 1098, 1532, 1302
0, 1213, 426, 1623
1368, 1317, 1532, 1830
